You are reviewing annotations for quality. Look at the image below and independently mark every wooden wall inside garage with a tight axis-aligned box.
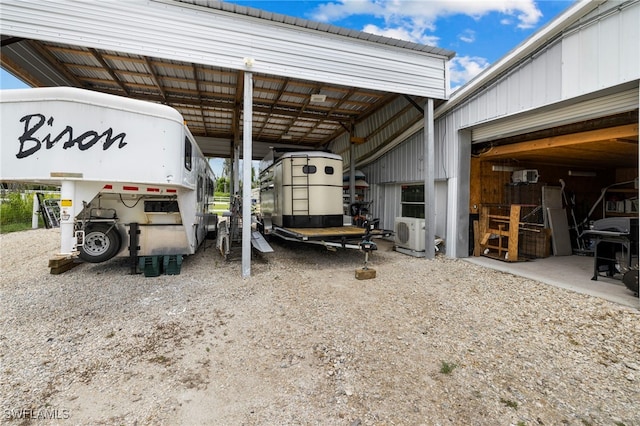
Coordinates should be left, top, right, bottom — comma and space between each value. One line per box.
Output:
469, 158, 637, 224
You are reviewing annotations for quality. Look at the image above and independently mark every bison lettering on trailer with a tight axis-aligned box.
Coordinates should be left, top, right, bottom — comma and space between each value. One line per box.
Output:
15, 113, 127, 159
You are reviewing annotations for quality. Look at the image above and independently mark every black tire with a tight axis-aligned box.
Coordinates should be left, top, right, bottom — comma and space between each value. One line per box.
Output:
79, 223, 122, 263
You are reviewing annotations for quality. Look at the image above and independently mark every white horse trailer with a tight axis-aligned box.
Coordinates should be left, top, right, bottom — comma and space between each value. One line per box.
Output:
257, 149, 391, 250
0, 87, 216, 273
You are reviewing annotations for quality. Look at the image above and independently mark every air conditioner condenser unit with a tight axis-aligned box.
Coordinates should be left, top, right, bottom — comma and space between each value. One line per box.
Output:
394, 217, 426, 254
511, 169, 539, 184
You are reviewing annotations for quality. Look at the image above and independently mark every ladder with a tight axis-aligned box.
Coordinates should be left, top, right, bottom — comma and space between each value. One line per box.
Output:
37, 192, 60, 228
290, 155, 310, 218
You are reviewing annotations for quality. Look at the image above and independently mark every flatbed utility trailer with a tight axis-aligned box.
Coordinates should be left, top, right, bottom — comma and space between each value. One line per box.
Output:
0, 87, 216, 275
257, 149, 392, 251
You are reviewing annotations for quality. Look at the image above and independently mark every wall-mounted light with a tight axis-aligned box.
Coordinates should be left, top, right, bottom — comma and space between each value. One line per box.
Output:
243, 57, 255, 68
310, 94, 326, 103
568, 170, 596, 177
491, 165, 518, 172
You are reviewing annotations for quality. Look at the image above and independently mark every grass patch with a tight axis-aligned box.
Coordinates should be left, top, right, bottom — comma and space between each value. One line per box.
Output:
0, 222, 34, 233
439, 360, 457, 375
149, 355, 172, 365
500, 397, 518, 409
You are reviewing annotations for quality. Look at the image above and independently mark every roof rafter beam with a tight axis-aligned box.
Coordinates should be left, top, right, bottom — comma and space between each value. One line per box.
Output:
303, 87, 358, 146
1, 36, 25, 47
191, 63, 208, 136
256, 77, 289, 139
282, 83, 323, 143
353, 115, 423, 163
88, 48, 129, 96
403, 94, 424, 114
0, 54, 42, 87
318, 93, 400, 146
479, 124, 639, 158
144, 56, 167, 102
27, 40, 85, 88
366, 102, 417, 142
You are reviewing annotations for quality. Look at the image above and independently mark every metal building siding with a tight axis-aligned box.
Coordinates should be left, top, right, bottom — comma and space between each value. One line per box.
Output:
0, 0, 450, 98
363, 131, 423, 184
620, 2, 640, 81
562, 0, 639, 98
360, 114, 459, 186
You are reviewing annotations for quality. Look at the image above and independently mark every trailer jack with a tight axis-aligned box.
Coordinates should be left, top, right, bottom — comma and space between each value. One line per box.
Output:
355, 238, 377, 280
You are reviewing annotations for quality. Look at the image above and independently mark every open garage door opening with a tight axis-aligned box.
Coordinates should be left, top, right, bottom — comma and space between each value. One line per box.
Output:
468, 112, 639, 295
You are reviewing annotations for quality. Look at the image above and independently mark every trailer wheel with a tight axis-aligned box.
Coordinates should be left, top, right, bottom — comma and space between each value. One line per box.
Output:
79, 224, 122, 263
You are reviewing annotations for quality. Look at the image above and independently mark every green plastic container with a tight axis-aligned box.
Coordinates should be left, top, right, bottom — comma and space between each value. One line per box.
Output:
139, 256, 162, 277
163, 255, 183, 275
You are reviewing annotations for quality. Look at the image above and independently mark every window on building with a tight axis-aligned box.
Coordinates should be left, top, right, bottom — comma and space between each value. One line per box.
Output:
401, 184, 425, 218
325, 166, 334, 175
302, 165, 317, 174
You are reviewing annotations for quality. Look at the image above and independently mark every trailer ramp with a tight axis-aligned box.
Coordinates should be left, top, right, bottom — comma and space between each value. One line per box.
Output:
251, 231, 274, 253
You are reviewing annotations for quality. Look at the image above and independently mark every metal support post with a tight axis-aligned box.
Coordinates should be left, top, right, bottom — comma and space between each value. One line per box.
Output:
424, 99, 435, 259
242, 71, 253, 277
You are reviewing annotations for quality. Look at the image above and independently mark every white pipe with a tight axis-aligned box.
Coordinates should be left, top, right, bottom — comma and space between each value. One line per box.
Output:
32, 193, 40, 229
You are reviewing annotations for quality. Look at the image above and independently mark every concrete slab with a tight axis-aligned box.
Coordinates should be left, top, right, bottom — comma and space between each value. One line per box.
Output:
465, 254, 639, 309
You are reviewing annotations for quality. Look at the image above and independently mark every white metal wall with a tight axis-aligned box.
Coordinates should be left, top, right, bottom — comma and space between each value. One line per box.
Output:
360, 126, 450, 238
562, 0, 640, 99
0, 0, 450, 98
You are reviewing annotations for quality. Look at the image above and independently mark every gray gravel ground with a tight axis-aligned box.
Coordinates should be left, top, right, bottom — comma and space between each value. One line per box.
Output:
1, 227, 639, 425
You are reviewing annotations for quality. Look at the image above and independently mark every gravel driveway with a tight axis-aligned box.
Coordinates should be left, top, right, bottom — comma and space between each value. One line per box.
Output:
1, 228, 638, 425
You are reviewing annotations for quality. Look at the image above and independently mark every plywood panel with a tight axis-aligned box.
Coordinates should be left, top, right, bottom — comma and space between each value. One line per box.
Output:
547, 208, 572, 256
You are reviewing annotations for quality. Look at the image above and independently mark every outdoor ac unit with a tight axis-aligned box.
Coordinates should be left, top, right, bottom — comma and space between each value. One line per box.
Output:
394, 217, 425, 252
512, 169, 539, 184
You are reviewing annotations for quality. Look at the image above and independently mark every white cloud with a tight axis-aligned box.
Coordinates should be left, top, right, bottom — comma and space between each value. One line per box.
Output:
458, 29, 476, 43
311, 0, 543, 44
449, 55, 490, 89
